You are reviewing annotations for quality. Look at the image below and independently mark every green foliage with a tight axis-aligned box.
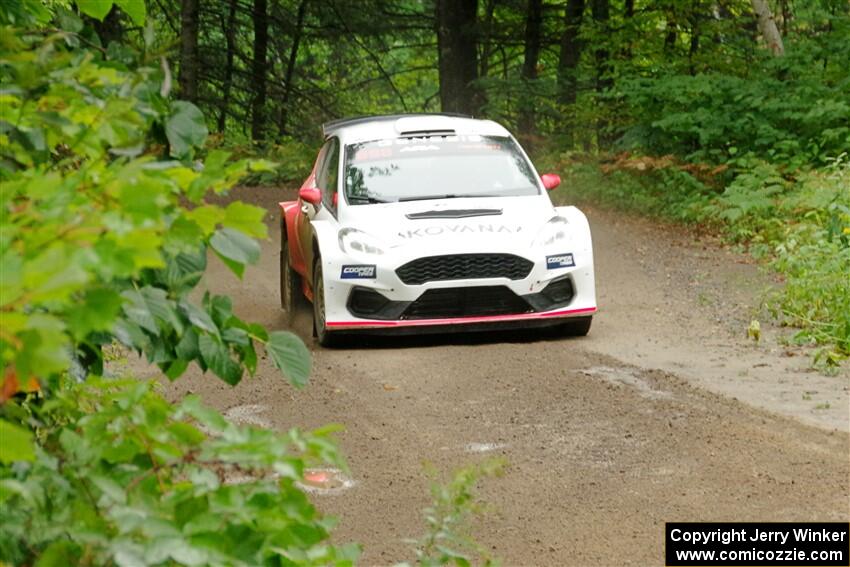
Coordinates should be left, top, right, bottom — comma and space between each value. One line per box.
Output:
0, 8, 290, 389
217, 138, 318, 185
765, 161, 850, 367
402, 460, 504, 567
549, 153, 850, 367
0, 379, 358, 565
616, 72, 850, 169
0, 3, 354, 564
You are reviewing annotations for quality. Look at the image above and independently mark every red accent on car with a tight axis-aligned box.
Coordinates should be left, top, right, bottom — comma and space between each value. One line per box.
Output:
325, 306, 596, 329
299, 186, 322, 205
279, 201, 305, 276
541, 173, 561, 191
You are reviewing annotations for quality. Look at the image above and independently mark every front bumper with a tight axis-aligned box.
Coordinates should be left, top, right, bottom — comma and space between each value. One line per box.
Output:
319, 246, 597, 332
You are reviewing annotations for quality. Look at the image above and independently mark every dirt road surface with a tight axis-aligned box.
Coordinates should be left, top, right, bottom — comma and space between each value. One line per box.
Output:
161, 186, 849, 566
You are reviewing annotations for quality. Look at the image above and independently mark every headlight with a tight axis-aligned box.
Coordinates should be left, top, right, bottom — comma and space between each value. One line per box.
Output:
534, 215, 569, 247
338, 228, 386, 256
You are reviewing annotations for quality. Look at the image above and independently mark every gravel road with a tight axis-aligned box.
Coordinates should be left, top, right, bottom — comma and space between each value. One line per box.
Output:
162, 186, 849, 566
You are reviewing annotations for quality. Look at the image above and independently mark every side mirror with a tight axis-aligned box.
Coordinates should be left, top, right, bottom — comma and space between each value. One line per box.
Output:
541, 173, 561, 191
299, 186, 322, 205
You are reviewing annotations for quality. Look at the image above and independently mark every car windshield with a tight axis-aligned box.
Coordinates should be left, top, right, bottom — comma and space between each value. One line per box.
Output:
344, 135, 540, 204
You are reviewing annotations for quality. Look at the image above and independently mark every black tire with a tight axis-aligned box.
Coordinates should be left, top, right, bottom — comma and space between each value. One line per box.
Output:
312, 260, 337, 347
280, 234, 299, 316
561, 316, 592, 337
280, 248, 293, 311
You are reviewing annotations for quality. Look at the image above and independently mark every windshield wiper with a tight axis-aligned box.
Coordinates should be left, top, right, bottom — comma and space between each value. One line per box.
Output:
397, 193, 501, 202
348, 195, 393, 204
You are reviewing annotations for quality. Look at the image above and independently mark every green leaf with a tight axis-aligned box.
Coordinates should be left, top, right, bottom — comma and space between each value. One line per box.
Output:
266, 331, 311, 387
198, 334, 242, 385
180, 301, 218, 335
186, 205, 224, 235
164, 217, 204, 255
175, 327, 200, 359
90, 474, 127, 505
209, 228, 260, 278
114, 0, 145, 25
140, 286, 183, 334
77, 0, 114, 21
0, 420, 35, 464
35, 541, 82, 567
164, 359, 189, 380
166, 101, 208, 159
121, 289, 159, 335
223, 201, 268, 238
65, 288, 123, 340
18, 315, 70, 377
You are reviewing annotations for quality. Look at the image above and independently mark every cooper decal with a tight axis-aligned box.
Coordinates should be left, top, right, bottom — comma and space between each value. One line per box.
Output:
341, 265, 376, 279
546, 253, 575, 269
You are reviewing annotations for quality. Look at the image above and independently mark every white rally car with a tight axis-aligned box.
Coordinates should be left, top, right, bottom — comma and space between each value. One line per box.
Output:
278, 114, 597, 345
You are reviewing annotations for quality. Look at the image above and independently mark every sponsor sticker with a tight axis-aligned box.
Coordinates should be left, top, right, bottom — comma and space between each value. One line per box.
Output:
546, 253, 575, 269
341, 265, 376, 279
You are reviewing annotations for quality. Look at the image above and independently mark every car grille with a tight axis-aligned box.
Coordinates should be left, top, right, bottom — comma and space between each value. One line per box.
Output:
396, 254, 533, 285
401, 286, 533, 319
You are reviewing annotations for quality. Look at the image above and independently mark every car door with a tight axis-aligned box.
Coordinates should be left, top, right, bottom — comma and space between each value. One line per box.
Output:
297, 137, 339, 287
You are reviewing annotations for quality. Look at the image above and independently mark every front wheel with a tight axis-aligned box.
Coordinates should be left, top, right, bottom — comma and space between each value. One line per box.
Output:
312, 261, 337, 347
561, 316, 592, 337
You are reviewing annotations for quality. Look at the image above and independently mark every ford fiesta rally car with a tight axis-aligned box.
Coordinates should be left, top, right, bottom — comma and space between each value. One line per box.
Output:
279, 114, 597, 345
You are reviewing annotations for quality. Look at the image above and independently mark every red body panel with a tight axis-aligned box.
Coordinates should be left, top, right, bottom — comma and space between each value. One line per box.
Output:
279, 201, 304, 274
279, 161, 320, 278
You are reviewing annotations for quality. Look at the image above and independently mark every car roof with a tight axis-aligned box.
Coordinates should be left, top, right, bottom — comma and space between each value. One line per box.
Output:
323, 113, 512, 144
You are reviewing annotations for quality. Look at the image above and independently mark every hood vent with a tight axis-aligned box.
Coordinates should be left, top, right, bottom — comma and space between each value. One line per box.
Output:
406, 208, 503, 220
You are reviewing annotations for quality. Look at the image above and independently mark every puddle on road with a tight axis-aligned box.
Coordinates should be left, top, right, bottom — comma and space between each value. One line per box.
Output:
223, 404, 273, 428
581, 366, 673, 400
297, 468, 356, 495
464, 442, 508, 453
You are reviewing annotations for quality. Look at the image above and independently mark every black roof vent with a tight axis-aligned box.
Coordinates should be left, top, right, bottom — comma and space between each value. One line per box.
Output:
398, 129, 456, 137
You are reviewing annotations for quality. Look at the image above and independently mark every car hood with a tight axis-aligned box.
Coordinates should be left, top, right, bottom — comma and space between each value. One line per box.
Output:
340, 195, 556, 248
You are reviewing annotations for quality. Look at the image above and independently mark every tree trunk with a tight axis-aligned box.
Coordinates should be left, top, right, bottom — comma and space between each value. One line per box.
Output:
751, 0, 785, 55
592, 0, 611, 92
91, 5, 124, 48
251, 0, 269, 141
622, 0, 634, 58
592, 0, 613, 147
664, 16, 678, 57
218, 0, 238, 132
279, 0, 309, 136
435, 0, 480, 115
688, 16, 700, 75
479, 0, 497, 79
178, 0, 199, 102
518, 0, 543, 136
557, 0, 585, 107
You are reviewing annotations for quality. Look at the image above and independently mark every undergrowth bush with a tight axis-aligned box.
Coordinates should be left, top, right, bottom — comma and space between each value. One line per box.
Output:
0, 4, 357, 564
210, 136, 317, 185
1, 379, 356, 566
548, 152, 850, 368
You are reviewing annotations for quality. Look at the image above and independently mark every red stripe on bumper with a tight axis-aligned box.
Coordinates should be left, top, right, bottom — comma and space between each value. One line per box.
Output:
325, 306, 597, 330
